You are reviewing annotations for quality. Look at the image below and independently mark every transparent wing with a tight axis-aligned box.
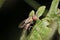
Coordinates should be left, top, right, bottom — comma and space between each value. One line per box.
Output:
18, 20, 26, 28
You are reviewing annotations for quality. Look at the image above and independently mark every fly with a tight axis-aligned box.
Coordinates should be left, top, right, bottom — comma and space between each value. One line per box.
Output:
18, 14, 38, 30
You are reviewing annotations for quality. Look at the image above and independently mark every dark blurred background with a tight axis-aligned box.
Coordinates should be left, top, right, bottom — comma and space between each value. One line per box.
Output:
0, 0, 60, 40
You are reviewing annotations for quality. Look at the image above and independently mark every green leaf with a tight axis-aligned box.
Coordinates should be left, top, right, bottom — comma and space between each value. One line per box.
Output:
47, 0, 59, 18
29, 10, 35, 17
0, 0, 5, 8
27, 19, 52, 40
46, 0, 60, 34
26, 20, 42, 40
36, 6, 46, 18
57, 17, 60, 34
36, 20, 52, 40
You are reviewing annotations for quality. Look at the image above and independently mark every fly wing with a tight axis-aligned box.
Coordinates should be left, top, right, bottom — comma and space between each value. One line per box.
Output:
18, 17, 33, 29
18, 20, 26, 28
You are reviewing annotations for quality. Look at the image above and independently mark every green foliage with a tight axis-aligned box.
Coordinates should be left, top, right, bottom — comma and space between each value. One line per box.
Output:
27, 19, 52, 40
46, 0, 60, 34
47, 0, 59, 18
29, 10, 35, 17
0, 0, 5, 8
20, 0, 60, 40
57, 16, 60, 34
36, 6, 46, 18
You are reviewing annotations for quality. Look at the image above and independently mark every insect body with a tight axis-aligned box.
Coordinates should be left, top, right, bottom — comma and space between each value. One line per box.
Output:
18, 17, 33, 30
18, 15, 38, 30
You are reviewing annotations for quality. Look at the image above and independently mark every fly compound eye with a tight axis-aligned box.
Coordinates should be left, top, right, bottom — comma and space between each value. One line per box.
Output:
32, 15, 38, 21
